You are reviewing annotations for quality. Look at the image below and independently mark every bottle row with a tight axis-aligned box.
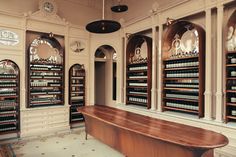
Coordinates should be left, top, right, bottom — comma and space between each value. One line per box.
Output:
0, 92, 16, 96
0, 101, 16, 107
30, 82, 61, 87
129, 66, 148, 71
128, 91, 147, 95
165, 101, 199, 111
0, 106, 16, 111
30, 67, 62, 71
165, 60, 199, 69
0, 126, 17, 132
0, 74, 16, 78
31, 75, 61, 79
71, 96, 84, 100
0, 82, 16, 87
128, 83, 147, 86
165, 93, 199, 100
0, 110, 17, 115
166, 70, 199, 78
128, 97, 147, 103
128, 76, 147, 79
30, 98, 61, 103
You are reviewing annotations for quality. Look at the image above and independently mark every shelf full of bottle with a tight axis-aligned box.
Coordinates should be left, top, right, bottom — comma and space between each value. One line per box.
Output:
29, 81, 63, 107
0, 98, 19, 133
225, 79, 236, 121
70, 74, 85, 105
126, 62, 149, 106
163, 56, 203, 116
70, 105, 84, 123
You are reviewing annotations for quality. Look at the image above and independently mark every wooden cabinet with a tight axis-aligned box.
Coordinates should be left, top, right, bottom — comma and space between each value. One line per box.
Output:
126, 35, 152, 109
69, 64, 85, 123
225, 10, 236, 122
26, 31, 65, 108
162, 21, 205, 117
0, 60, 20, 134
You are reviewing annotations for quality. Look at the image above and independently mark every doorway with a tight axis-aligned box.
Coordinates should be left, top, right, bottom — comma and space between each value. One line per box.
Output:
94, 45, 117, 106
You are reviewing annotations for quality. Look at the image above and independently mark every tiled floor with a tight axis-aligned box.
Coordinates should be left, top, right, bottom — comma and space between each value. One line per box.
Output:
11, 129, 124, 157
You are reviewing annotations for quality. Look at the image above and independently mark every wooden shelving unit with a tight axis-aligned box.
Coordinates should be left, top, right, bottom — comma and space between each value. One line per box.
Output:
162, 21, 205, 117
69, 64, 85, 124
0, 60, 20, 134
225, 10, 236, 123
126, 35, 152, 109
26, 31, 65, 108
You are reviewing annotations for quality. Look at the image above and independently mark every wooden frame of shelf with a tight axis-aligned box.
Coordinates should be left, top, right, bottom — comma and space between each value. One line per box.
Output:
162, 21, 205, 118
126, 35, 152, 109
69, 64, 85, 124
225, 10, 236, 123
0, 59, 20, 135
26, 30, 65, 108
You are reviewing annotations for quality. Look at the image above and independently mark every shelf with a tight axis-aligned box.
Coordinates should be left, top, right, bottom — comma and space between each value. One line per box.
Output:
0, 95, 17, 98
30, 62, 63, 66
164, 106, 199, 114
226, 90, 236, 93
127, 69, 147, 73
31, 93, 62, 96
164, 87, 198, 92
30, 69, 63, 73
127, 86, 148, 89
127, 93, 147, 97
127, 62, 147, 67
127, 78, 147, 81
30, 78, 61, 80
226, 103, 236, 107
226, 51, 236, 54
126, 101, 147, 106
0, 78, 17, 80
30, 101, 62, 105
0, 121, 17, 125
226, 64, 236, 67
226, 77, 236, 80
164, 77, 199, 80
0, 87, 17, 89
30, 86, 63, 88
0, 130, 18, 134
164, 56, 198, 62
164, 66, 198, 71
163, 97, 198, 103
226, 116, 236, 120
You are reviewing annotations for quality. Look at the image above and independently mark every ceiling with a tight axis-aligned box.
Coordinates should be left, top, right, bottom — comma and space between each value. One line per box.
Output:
0, 0, 188, 26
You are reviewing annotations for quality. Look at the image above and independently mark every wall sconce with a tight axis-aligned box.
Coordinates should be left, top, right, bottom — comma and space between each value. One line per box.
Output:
166, 17, 175, 26
125, 33, 132, 39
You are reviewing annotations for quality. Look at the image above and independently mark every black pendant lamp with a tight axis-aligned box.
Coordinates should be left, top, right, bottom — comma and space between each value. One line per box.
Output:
111, 0, 128, 13
86, 0, 121, 34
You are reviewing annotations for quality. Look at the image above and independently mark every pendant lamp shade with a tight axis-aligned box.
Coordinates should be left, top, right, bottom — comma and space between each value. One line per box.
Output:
111, 5, 128, 13
85, 0, 121, 34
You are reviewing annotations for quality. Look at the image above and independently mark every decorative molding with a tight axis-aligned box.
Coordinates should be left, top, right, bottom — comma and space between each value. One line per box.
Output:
26, 0, 67, 25
0, 29, 19, 46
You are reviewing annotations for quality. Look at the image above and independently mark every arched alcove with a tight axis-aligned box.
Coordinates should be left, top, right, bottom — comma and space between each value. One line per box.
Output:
162, 20, 205, 117
225, 10, 236, 123
125, 35, 152, 109
0, 59, 20, 134
69, 64, 85, 124
94, 45, 117, 106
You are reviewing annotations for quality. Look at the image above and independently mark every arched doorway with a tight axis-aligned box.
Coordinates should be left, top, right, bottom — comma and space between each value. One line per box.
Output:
94, 45, 117, 106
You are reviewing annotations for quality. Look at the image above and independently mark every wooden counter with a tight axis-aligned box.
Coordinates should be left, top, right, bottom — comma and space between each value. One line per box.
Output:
78, 105, 228, 157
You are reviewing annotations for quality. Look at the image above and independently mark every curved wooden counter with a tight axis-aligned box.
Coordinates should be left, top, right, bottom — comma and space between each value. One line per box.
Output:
78, 105, 228, 157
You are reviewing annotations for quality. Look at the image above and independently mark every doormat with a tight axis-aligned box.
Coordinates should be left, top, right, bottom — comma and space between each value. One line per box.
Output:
0, 144, 15, 157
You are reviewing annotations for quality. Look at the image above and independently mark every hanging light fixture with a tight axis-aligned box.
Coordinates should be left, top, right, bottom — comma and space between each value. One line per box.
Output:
111, 0, 128, 13
86, 0, 121, 34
